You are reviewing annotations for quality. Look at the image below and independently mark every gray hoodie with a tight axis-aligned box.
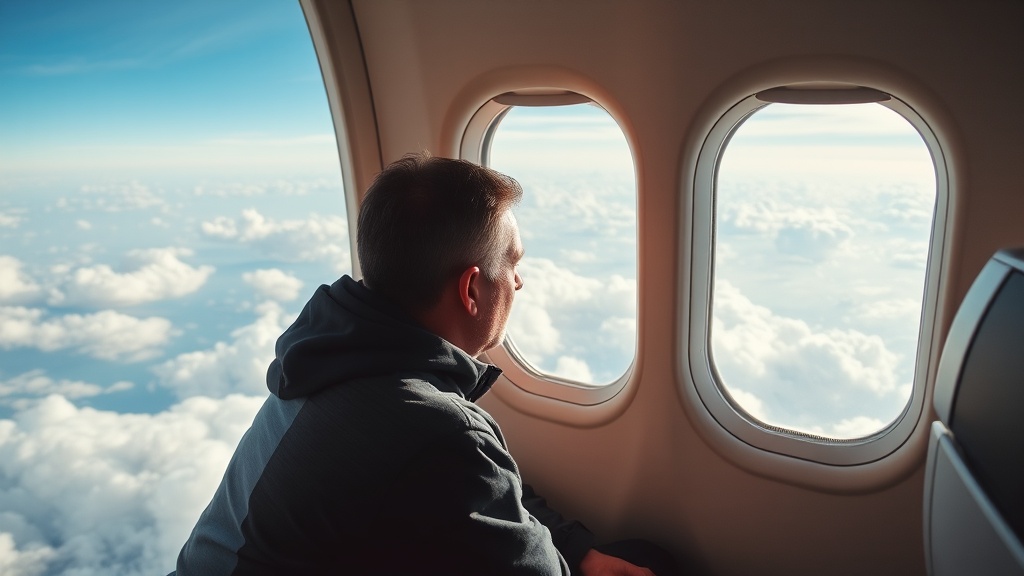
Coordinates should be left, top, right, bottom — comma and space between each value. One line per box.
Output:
172, 275, 585, 575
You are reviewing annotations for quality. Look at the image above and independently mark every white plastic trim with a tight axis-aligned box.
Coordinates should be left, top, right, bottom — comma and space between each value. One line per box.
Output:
687, 92, 950, 466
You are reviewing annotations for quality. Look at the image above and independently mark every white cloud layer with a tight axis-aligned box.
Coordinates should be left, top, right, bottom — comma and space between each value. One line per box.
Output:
0, 370, 132, 405
725, 201, 853, 262
192, 178, 338, 198
0, 307, 173, 362
201, 208, 350, 273
48, 248, 214, 308
553, 356, 593, 383
849, 297, 921, 324
526, 180, 636, 237
0, 211, 22, 229
0, 532, 55, 576
0, 257, 43, 305
0, 393, 264, 576
56, 181, 168, 213
242, 268, 303, 302
711, 280, 908, 439
712, 177, 931, 392
153, 301, 289, 399
507, 257, 636, 384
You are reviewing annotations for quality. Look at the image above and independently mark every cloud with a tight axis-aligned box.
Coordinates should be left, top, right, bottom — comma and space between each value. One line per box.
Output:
153, 301, 290, 399
515, 258, 603, 310
506, 258, 600, 362
17, 138, 342, 176
506, 258, 636, 383
0, 393, 265, 576
880, 185, 936, 224
723, 200, 853, 261
200, 216, 237, 238
0, 531, 55, 576
560, 249, 597, 264
849, 297, 921, 324
48, 248, 214, 308
887, 239, 931, 269
56, 181, 168, 213
242, 269, 303, 302
710, 280, 908, 438
0, 257, 43, 305
831, 416, 888, 438
553, 356, 593, 383
522, 177, 636, 238
0, 211, 22, 229
724, 388, 769, 423
0, 370, 132, 405
0, 307, 173, 362
505, 302, 560, 362
514, 260, 635, 330
599, 316, 637, 355
201, 208, 350, 273
191, 177, 338, 198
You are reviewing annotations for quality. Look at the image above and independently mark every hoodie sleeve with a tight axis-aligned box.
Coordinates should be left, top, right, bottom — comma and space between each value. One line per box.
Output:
521, 483, 597, 574
377, 427, 570, 576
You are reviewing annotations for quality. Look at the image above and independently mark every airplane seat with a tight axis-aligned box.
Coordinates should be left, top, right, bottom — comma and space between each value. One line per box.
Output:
924, 248, 1024, 576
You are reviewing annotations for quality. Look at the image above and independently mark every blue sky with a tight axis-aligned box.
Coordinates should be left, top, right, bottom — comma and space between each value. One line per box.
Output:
0, 1, 938, 574
0, 0, 334, 177
0, 0, 345, 422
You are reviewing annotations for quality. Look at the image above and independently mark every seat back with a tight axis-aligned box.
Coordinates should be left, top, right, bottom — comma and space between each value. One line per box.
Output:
925, 249, 1024, 576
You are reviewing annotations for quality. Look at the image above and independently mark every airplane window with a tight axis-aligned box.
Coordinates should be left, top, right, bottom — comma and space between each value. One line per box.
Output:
0, 1, 346, 573
707, 101, 937, 441
485, 104, 637, 387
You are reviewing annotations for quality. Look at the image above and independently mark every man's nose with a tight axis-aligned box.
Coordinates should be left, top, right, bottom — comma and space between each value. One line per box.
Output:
514, 271, 523, 291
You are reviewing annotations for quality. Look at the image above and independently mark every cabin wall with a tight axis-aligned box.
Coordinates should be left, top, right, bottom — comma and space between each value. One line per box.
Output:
308, 1, 1024, 574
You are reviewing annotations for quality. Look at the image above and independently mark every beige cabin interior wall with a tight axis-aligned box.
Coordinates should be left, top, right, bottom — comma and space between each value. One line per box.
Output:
310, 1, 1024, 574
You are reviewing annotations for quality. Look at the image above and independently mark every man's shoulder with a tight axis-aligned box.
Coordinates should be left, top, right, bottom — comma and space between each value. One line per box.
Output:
400, 376, 499, 432
305, 372, 499, 437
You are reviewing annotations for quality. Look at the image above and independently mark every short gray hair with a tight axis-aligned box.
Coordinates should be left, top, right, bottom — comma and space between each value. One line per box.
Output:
356, 153, 523, 312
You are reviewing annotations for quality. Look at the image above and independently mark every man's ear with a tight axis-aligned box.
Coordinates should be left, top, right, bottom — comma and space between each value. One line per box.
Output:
457, 266, 481, 316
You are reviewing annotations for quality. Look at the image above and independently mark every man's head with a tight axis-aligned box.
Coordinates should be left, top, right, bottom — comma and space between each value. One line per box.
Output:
357, 153, 524, 355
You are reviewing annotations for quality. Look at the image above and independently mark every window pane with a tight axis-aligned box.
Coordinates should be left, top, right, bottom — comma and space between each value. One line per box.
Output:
711, 102, 936, 439
487, 104, 637, 385
0, 1, 346, 572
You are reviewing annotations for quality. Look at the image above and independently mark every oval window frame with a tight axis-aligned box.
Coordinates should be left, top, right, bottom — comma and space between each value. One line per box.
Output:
687, 87, 950, 466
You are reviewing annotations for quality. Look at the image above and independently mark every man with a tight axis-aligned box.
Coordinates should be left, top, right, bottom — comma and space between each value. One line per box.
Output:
172, 154, 666, 575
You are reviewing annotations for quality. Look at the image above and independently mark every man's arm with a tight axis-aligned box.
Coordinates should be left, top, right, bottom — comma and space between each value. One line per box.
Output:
521, 483, 597, 572
521, 485, 661, 576
377, 428, 569, 575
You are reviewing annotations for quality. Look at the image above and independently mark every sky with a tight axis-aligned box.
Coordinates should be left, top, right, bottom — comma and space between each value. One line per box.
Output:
0, 1, 937, 574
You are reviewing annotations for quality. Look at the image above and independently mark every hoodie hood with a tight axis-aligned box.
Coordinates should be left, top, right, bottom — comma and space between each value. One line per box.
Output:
266, 275, 500, 402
